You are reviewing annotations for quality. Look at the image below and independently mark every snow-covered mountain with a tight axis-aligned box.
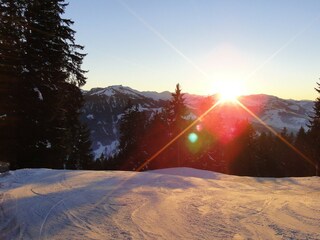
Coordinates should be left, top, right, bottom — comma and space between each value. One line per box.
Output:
1, 168, 319, 239
230, 94, 314, 133
81, 85, 314, 159
81, 86, 170, 158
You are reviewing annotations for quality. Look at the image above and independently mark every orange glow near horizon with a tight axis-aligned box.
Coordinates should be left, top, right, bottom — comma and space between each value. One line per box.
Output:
136, 100, 222, 171
135, 94, 315, 172
214, 80, 246, 103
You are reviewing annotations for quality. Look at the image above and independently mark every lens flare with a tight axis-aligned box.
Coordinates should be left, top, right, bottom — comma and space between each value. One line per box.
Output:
235, 99, 316, 168
214, 80, 246, 103
196, 124, 203, 132
136, 100, 222, 171
188, 133, 198, 143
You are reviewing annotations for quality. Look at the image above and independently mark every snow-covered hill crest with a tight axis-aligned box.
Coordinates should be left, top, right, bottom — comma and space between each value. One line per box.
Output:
0, 168, 319, 239
87, 85, 172, 101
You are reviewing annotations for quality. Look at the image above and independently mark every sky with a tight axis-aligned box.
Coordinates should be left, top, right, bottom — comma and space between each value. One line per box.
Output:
65, 0, 320, 100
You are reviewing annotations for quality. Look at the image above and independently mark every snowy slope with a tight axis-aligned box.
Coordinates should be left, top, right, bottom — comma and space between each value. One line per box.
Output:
239, 95, 314, 132
1, 168, 319, 240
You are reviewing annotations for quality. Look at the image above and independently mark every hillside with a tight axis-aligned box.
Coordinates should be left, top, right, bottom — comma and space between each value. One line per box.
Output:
0, 168, 319, 239
81, 86, 314, 159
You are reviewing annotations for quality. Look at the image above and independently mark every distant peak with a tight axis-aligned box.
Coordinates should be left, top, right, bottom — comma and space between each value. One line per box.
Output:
86, 85, 173, 101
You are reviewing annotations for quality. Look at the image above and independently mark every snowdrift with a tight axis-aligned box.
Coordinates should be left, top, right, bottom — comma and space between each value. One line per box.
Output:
0, 168, 319, 239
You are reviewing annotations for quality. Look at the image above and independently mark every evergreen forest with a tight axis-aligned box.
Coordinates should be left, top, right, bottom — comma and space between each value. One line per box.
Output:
1, 0, 319, 177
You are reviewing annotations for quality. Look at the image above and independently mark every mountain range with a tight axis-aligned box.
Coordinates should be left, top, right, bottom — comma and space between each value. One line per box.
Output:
81, 85, 314, 159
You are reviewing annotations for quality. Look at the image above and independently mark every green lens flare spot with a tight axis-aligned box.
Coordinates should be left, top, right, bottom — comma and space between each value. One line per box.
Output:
188, 133, 198, 143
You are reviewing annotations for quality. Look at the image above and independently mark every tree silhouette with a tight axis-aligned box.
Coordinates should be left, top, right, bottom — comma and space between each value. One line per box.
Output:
0, 0, 91, 169
308, 82, 320, 176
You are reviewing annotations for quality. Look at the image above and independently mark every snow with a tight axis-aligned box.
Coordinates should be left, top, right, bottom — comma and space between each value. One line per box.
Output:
0, 168, 319, 240
262, 109, 284, 127
257, 108, 309, 132
112, 85, 141, 96
45, 140, 51, 149
117, 113, 124, 121
33, 87, 43, 101
93, 141, 119, 159
183, 112, 197, 120
288, 105, 300, 111
92, 85, 143, 98
86, 114, 94, 120
93, 141, 106, 157
90, 86, 172, 102
140, 91, 172, 101
101, 88, 115, 96
137, 104, 148, 112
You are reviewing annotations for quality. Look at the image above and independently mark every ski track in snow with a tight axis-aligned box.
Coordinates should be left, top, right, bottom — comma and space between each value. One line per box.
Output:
0, 168, 319, 240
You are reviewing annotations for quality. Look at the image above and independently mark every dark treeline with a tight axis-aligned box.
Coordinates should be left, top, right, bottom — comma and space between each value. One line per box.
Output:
98, 83, 320, 177
1, 1, 319, 176
0, 0, 93, 170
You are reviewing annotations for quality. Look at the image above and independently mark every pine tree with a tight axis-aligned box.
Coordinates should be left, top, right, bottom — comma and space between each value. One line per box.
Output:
167, 84, 188, 131
116, 105, 148, 170
1, 0, 90, 169
228, 121, 257, 176
279, 127, 291, 176
165, 84, 189, 167
77, 124, 94, 170
308, 82, 320, 176
255, 132, 273, 176
0, 0, 25, 169
196, 96, 226, 172
295, 127, 307, 147
65, 122, 93, 170
21, 0, 88, 168
140, 112, 168, 169
292, 127, 312, 176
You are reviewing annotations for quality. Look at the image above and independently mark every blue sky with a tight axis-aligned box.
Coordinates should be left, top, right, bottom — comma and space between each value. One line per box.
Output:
65, 0, 320, 100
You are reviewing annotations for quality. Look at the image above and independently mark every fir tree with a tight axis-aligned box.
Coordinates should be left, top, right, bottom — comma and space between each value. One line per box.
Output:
116, 105, 148, 170
228, 121, 257, 176
278, 127, 292, 176
292, 127, 313, 176
21, 0, 88, 168
1, 0, 90, 169
65, 122, 93, 170
77, 124, 94, 170
0, 0, 25, 169
165, 84, 189, 167
167, 83, 188, 131
308, 82, 320, 176
255, 132, 274, 177
295, 127, 307, 147
196, 96, 226, 172
141, 111, 169, 169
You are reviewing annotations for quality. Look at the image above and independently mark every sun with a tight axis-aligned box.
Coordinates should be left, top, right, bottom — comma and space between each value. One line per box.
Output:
215, 80, 245, 103
218, 87, 240, 102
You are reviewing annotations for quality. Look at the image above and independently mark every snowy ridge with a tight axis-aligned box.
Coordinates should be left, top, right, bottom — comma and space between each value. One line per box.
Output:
82, 86, 314, 158
0, 168, 319, 239
88, 85, 171, 102
90, 85, 143, 98
139, 90, 172, 101
239, 95, 313, 132
82, 86, 170, 159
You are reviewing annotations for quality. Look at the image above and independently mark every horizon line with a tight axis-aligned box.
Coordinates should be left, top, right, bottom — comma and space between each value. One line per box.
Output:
81, 84, 315, 101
